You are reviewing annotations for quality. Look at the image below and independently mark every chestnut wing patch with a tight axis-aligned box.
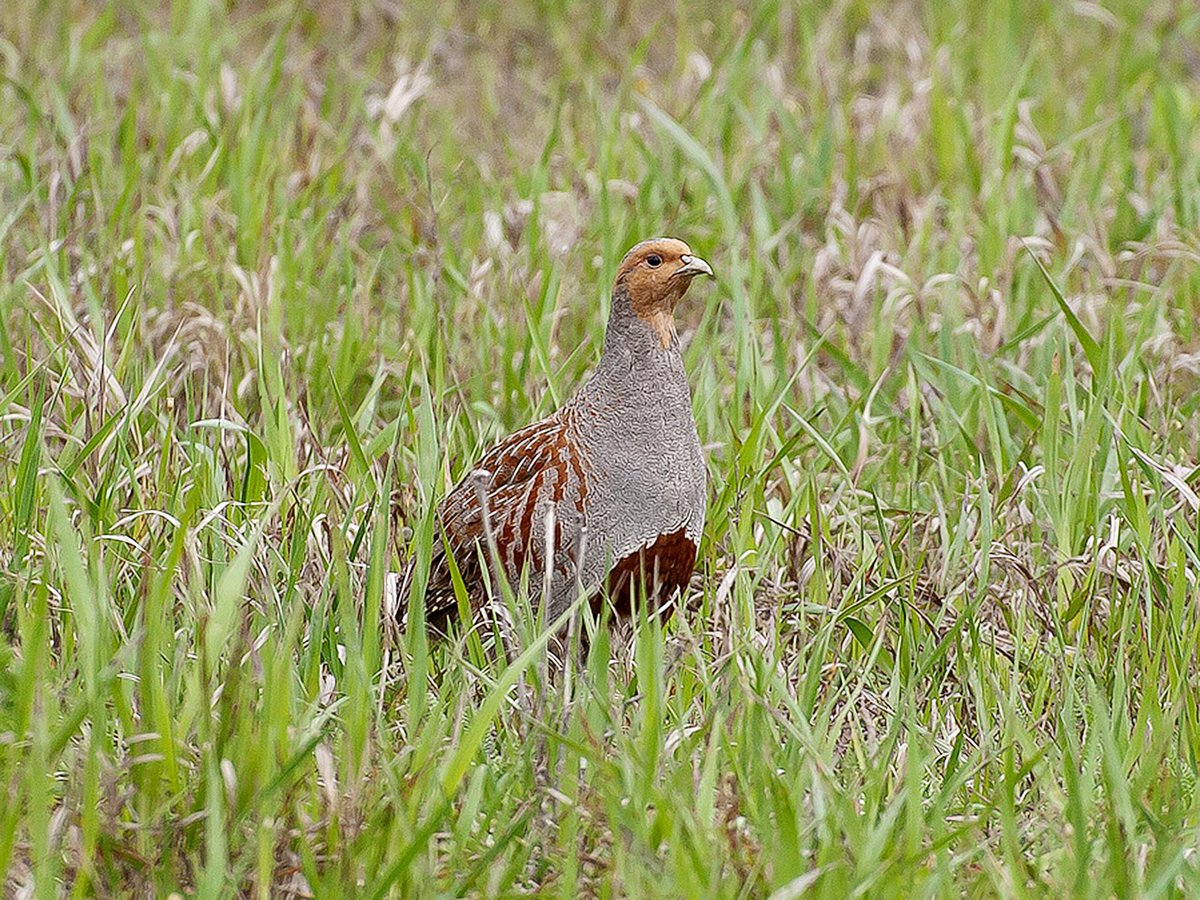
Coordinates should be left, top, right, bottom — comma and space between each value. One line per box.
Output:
422, 416, 577, 628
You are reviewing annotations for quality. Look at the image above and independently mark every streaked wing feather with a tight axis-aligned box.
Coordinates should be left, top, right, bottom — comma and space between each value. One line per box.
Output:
421, 415, 574, 625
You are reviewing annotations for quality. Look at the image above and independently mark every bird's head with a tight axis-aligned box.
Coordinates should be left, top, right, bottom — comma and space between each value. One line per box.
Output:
613, 238, 714, 347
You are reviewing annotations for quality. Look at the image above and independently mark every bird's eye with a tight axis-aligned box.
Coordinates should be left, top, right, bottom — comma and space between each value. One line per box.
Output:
646, 254, 663, 268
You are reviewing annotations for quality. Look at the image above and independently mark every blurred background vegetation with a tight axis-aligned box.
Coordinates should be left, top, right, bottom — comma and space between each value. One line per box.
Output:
3, 0, 1200, 896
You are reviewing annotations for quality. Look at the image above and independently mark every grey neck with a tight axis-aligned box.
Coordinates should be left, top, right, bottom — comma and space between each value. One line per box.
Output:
569, 284, 691, 425
596, 284, 680, 371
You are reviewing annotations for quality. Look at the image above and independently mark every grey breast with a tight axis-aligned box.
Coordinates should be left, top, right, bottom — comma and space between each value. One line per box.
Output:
565, 314, 706, 600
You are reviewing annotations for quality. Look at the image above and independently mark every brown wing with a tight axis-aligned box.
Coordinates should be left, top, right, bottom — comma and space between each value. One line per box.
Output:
415, 414, 582, 631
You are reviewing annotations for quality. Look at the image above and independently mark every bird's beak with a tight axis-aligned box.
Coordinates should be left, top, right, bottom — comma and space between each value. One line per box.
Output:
674, 254, 714, 280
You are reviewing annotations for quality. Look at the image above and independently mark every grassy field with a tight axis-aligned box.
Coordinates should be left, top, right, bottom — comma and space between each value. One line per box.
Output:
3, 0, 1200, 895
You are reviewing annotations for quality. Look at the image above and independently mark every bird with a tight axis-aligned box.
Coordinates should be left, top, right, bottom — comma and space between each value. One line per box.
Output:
408, 237, 713, 634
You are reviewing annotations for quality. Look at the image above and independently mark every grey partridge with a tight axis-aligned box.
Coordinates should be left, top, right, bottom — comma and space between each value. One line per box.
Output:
414, 237, 713, 632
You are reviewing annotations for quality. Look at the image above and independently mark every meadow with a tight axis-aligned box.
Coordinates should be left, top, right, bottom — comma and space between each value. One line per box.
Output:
3, 0, 1200, 895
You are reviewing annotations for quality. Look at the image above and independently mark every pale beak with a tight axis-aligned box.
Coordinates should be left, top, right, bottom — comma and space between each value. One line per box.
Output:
674, 254, 714, 280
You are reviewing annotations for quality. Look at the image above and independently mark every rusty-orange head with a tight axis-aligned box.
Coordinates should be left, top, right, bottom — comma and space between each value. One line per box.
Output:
613, 238, 713, 346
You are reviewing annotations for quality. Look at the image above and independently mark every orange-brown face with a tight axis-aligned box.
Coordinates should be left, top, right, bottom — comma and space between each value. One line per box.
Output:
613, 238, 714, 346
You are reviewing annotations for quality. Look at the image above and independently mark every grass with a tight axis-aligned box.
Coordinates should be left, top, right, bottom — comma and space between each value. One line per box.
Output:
3, 0, 1200, 895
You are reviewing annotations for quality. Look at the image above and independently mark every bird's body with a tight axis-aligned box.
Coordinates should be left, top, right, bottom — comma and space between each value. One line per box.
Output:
414, 238, 712, 631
